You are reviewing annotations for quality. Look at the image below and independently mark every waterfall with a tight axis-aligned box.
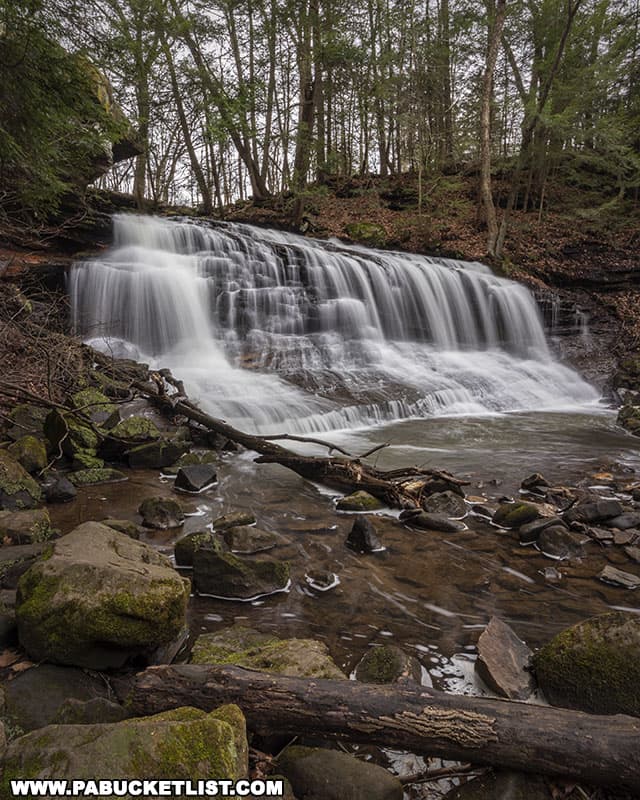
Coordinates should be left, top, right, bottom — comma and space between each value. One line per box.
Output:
69, 214, 599, 434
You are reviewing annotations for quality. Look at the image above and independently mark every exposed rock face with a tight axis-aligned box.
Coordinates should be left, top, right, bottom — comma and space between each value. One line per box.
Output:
190, 625, 346, 679
354, 644, 421, 684
16, 522, 190, 669
475, 617, 534, 700
0, 450, 42, 511
533, 611, 640, 715
0, 706, 247, 793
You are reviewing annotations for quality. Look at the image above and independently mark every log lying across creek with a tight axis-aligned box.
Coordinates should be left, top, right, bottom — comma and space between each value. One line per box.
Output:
121, 664, 640, 791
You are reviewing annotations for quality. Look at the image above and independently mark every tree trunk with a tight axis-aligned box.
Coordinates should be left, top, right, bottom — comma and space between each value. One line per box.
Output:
121, 664, 640, 792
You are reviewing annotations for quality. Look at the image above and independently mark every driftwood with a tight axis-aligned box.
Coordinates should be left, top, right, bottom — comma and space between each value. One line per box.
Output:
121, 664, 640, 791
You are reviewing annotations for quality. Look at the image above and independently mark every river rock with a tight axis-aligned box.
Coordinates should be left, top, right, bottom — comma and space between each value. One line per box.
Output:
174, 531, 216, 566
69, 468, 126, 486
492, 501, 541, 528
7, 436, 47, 475
138, 496, 184, 529
55, 697, 129, 725
223, 526, 280, 554
163, 450, 217, 476
0, 450, 42, 511
537, 526, 585, 559
354, 644, 421, 684
0, 705, 248, 791
598, 564, 640, 589
174, 463, 218, 493
99, 415, 161, 460
400, 510, 466, 532
0, 543, 48, 589
443, 770, 549, 800
517, 516, 565, 544
277, 745, 402, 800
533, 611, 640, 715
520, 472, 550, 492
211, 511, 257, 531
618, 401, 640, 436
563, 497, 623, 524
101, 518, 142, 540
605, 511, 640, 530
16, 522, 190, 669
423, 490, 467, 518
624, 545, 640, 563
5, 404, 48, 442
2, 663, 112, 732
337, 490, 383, 511
71, 388, 116, 425
126, 439, 189, 469
346, 516, 383, 552
42, 473, 76, 504
190, 625, 346, 679
475, 617, 533, 700
0, 509, 52, 545
192, 537, 290, 599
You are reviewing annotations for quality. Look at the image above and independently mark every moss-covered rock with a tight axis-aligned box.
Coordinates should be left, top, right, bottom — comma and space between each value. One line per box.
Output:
174, 531, 216, 566
72, 450, 105, 471
0, 509, 52, 545
354, 644, 421, 684
16, 522, 190, 669
111, 416, 160, 442
336, 490, 383, 511
5, 405, 48, 442
126, 439, 189, 469
69, 468, 126, 486
163, 450, 217, 476
139, 497, 184, 529
0, 450, 43, 510
190, 625, 346, 679
618, 401, 640, 436
63, 418, 100, 459
344, 222, 388, 248
533, 611, 640, 716
0, 705, 247, 793
7, 436, 48, 474
71, 388, 116, 424
492, 501, 541, 529
211, 511, 257, 531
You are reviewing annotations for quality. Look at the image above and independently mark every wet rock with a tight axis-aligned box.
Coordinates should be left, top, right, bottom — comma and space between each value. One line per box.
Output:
3, 663, 112, 732
223, 526, 280, 554
354, 644, 421, 684
7, 436, 47, 475
192, 538, 290, 600
605, 511, 640, 530
174, 464, 218, 493
126, 439, 189, 469
277, 745, 402, 800
598, 564, 640, 589
590, 526, 614, 541
399, 510, 466, 532
517, 516, 565, 544
5, 405, 48, 442
71, 388, 116, 425
442, 770, 549, 800
475, 617, 533, 700
138, 496, 184, 529
305, 569, 339, 591
423, 490, 467, 518
618, 401, 640, 436
537, 526, 585, 560
0, 544, 48, 589
16, 522, 190, 669
520, 472, 550, 492
55, 697, 129, 725
624, 545, 640, 563
99, 415, 161, 460
346, 516, 383, 552
42, 473, 76, 504
190, 625, 346, 679
492, 501, 541, 529
174, 531, 216, 566
69, 468, 126, 486
211, 511, 257, 531
613, 530, 638, 545
563, 497, 623, 524
336, 490, 383, 511
1, 706, 248, 789
533, 611, 640, 715
101, 518, 142, 540
0, 450, 42, 511
0, 509, 52, 545
71, 450, 104, 471
163, 450, 217, 476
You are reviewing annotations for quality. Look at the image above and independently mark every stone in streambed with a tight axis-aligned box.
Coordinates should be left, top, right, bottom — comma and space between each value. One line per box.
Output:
42, 473, 76, 504
537, 526, 585, 560
423, 490, 467, 517
190, 625, 346, 679
174, 464, 217, 493
475, 617, 533, 700
0, 543, 49, 589
138, 496, 184, 529
163, 450, 217, 476
0, 450, 42, 511
354, 644, 421, 685
223, 526, 280, 554
126, 439, 189, 469
337, 490, 383, 511
520, 473, 550, 492
563, 497, 623, 524
16, 522, 190, 669
174, 531, 216, 566
399, 510, 466, 532
533, 611, 640, 715
7, 436, 47, 474
346, 516, 383, 552
101, 518, 143, 540
598, 564, 640, 589
605, 511, 640, 530
211, 511, 257, 531
69, 468, 126, 487
0, 509, 53, 545
518, 516, 565, 544
492, 501, 541, 529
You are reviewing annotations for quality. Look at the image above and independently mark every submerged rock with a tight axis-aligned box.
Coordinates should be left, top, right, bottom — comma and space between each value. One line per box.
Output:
337, 490, 383, 511
0, 450, 42, 511
16, 522, 190, 669
346, 516, 383, 552
605, 511, 640, 530
533, 611, 640, 715
190, 625, 345, 679
563, 497, 623, 524
138, 496, 184, 529
222, 526, 280, 554
518, 516, 565, 544
537, 526, 585, 560
69, 468, 126, 486
354, 644, 421, 684
475, 617, 533, 700
520, 473, 550, 492
174, 464, 217, 493
598, 564, 640, 589
399, 510, 465, 532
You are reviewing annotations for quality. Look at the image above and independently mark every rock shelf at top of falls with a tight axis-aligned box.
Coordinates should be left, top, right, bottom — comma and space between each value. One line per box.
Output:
69, 214, 599, 436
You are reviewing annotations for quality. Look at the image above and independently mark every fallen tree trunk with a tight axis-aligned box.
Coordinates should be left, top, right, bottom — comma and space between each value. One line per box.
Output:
121, 664, 640, 791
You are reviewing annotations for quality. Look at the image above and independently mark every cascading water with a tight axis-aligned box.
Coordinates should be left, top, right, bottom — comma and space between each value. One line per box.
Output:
69, 214, 599, 434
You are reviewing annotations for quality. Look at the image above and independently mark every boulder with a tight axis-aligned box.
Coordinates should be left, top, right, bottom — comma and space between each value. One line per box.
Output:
71, 451, 104, 471
423, 490, 467, 518
537, 526, 585, 560
475, 617, 533, 700
71, 388, 115, 425
0, 706, 247, 791
0, 544, 48, 589
533, 611, 640, 715
354, 644, 421, 684
0, 450, 42, 510
16, 522, 190, 669
192, 538, 289, 600
174, 464, 218, 493
7, 436, 47, 474
336, 490, 383, 511
42, 473, 76, 504
101, 519, 142, 540
55, 697, 129, 725
0, 509, 52, 545
174, 531, 216, 567
190, 625, 346, 679
399, 510, 466, 532
563, 497, 623, 524
4, 405, 48, 442
163, 450, 217, 476
126, 439, 189, 469
99, 415, 161, 460
277, 745, 402, 800
222, 526, 280, 554
138, 497, 184, 529
346, 516, 383, 553
492, 502, 541, 529
69, 468, 126, 486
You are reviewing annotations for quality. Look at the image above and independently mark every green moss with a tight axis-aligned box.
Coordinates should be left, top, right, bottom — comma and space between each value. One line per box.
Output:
0, 450, 43, 509
8, 436, 48, 474
493, 501, 541, 528
174, 531, 216, 566
72, 388, 115, 416
65, 419, 99, 454
72, 450, 105, 470
69, 468, 125, 486
111, 417, 160, 442
345, 222, 387, 247
336, 490, 383, 511
356, 647, 401, 683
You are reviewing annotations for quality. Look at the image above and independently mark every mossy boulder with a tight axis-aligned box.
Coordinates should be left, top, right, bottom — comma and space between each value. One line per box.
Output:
337, 490, 383, 512
0, 509, 52, 545
0, 705, 247, 792
354, 644, 421, 684
192, 537, 290, 600
72, 450, 105, 471
7, 436, 48, 474
492, 501, 541, 529
111, 416, 160, 442
69, 468, 126, 486
533, 611, 640, 715
63, 418, 100, 459
71, 388, 116, 424
126, 439, 189, 469
0, 450, 43, 510
139, 497, 184, 529
16, 522, 190, 669
174, 531, 216, 566
190, 625, 346, 679
164, 450, 217, 476
344, 222, 388, 248
5, 405, 48, 442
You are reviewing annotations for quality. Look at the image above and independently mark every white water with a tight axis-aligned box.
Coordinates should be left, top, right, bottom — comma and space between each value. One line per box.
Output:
69, 214, 599, 433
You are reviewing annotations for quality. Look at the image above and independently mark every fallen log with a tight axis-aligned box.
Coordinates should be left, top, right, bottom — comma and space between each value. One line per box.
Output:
121, 664, 640, 791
